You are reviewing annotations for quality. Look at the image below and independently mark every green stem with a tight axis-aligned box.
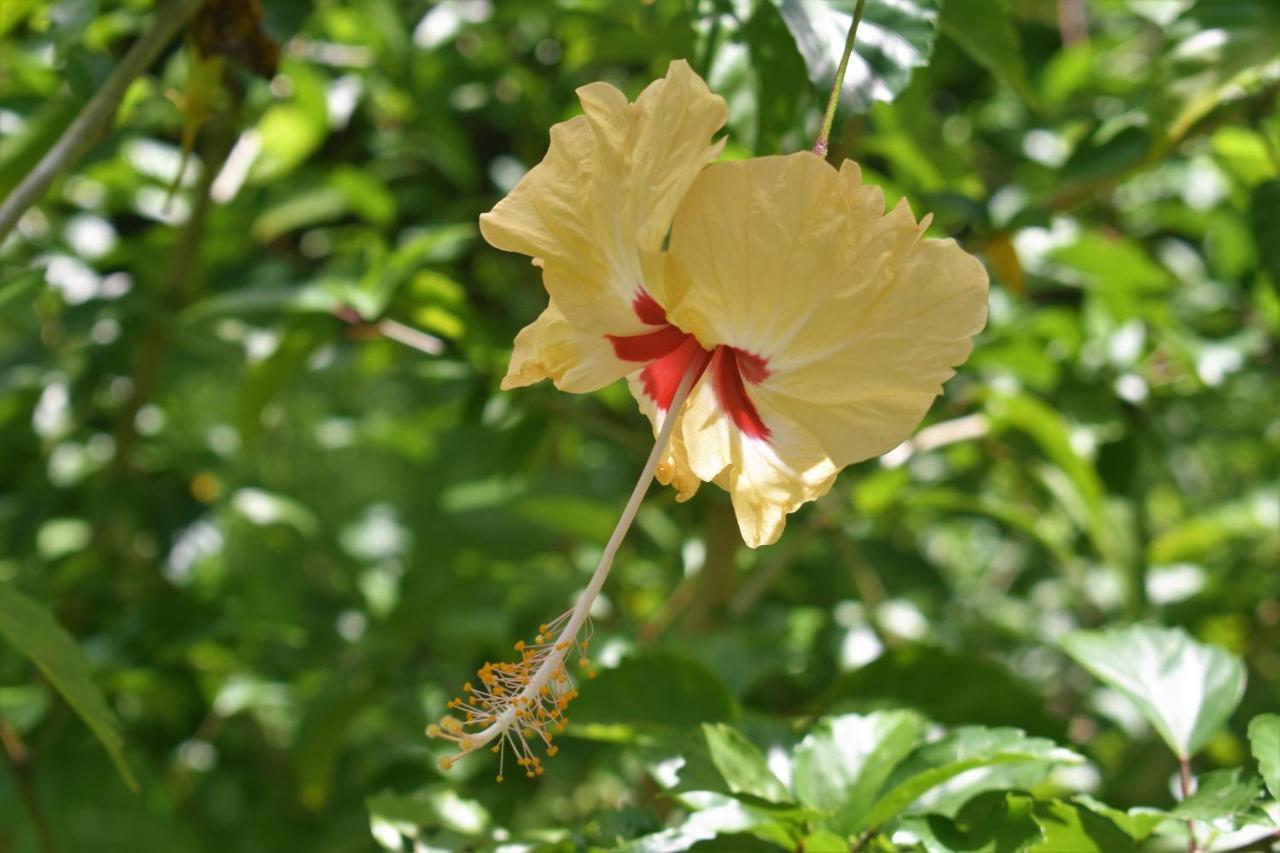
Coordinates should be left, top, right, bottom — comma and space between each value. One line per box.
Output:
812, 0, 867, 159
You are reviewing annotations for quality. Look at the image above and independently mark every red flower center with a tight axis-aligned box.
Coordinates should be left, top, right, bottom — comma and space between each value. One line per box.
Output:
607, 291, 771, 441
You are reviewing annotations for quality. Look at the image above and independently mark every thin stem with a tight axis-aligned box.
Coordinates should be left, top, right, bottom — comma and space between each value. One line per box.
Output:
0, 0, 206, 244
812, 0, 867, 159
1, 718, 56, 853
452, 359, 705, 759
1180, 756, 1197, 853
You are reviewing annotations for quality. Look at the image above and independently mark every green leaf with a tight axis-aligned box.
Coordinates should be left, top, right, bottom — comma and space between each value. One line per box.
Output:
1250, 180, 1280, 287
702, 723, 791, 804
571, 654, 737, 737
1249, 714, 1280, 802
1059, 625, 1246, 759
699, 1, 810, 153
939, 0, 1032, 103
1027, 799, 1137, 852
791, 710, 926, 833
859, 727, 1084, 832
774, 0, 940, 114
616, 793, 795, 853
1072, 795, 1168, 843
906, 790, 1042, 853
1172, 769, 1263, 823
0, 583, 136, 790
1160, 0, 1280, 147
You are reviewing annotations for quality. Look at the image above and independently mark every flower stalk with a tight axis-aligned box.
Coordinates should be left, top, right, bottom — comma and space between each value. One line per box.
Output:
429, 359, 704, 777
813, 0, 868, 159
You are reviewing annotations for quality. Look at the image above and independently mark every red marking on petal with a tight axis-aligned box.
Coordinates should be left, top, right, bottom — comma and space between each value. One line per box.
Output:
631, 290, 668, 326
640, 336, 712, 412
733, 348, 771, 385
608, 289, 772, 438
711, 348, 771, 440
607, 324, 689, 363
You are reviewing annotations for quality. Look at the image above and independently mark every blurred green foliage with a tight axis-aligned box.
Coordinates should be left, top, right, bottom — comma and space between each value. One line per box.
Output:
1, 0, 1279, 851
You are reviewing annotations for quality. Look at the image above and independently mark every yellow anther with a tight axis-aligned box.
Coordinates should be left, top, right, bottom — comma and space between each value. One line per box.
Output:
426, 724, 441, 738
438, 755, 454, 771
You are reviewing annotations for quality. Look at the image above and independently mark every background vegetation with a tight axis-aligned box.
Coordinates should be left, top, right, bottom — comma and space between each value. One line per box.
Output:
1, 0, 1278, 850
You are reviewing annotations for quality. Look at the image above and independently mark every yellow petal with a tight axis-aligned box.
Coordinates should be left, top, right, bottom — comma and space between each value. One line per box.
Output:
678, 376, 837, 547
503, 300, 629, 393
480, 60, 727, 390
651, 152, 987, 543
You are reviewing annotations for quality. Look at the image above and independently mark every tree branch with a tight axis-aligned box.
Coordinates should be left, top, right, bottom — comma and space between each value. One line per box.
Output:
0, 0, 207, 244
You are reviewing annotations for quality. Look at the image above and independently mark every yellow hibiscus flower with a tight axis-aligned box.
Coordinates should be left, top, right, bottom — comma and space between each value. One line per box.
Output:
482, 60, 989, 547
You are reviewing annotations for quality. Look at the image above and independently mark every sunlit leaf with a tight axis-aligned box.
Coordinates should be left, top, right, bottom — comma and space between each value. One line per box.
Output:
859, 727, 1084, 832
773, 0, 940, 113
905, 790, 1042, 853
1060, 625, 1246, 759
703, 723, 791, 804
1249, 714, 1280, 802
791, 710, 925, 832
1027, 799, 1137, 852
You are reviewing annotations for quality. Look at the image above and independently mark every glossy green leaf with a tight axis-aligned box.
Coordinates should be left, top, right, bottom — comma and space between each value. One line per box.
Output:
791, 710, 925, 833
1060, 625, 1246, 759
1027, 799, 1137, 852
1072, 796, 1168, 844
859, 727, 1084, 832
907, 790, 1042, 853
773, 0, 940, 113
1249, 714, 1280, 802
703, 723, 791, 804
0, 583, 136, 790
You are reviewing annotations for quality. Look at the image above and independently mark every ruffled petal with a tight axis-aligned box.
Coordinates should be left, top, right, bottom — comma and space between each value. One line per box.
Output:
648, 152, 987, 543
481, 60, 727, 391
678, 376, 838, 547
503, 300, 630, 393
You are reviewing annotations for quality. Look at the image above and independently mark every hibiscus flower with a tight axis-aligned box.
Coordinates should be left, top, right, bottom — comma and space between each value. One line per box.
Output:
482, 60, 989, 547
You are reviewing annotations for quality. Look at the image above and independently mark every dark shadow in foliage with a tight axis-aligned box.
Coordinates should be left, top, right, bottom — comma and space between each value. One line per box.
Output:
819, 644, 1066, 739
